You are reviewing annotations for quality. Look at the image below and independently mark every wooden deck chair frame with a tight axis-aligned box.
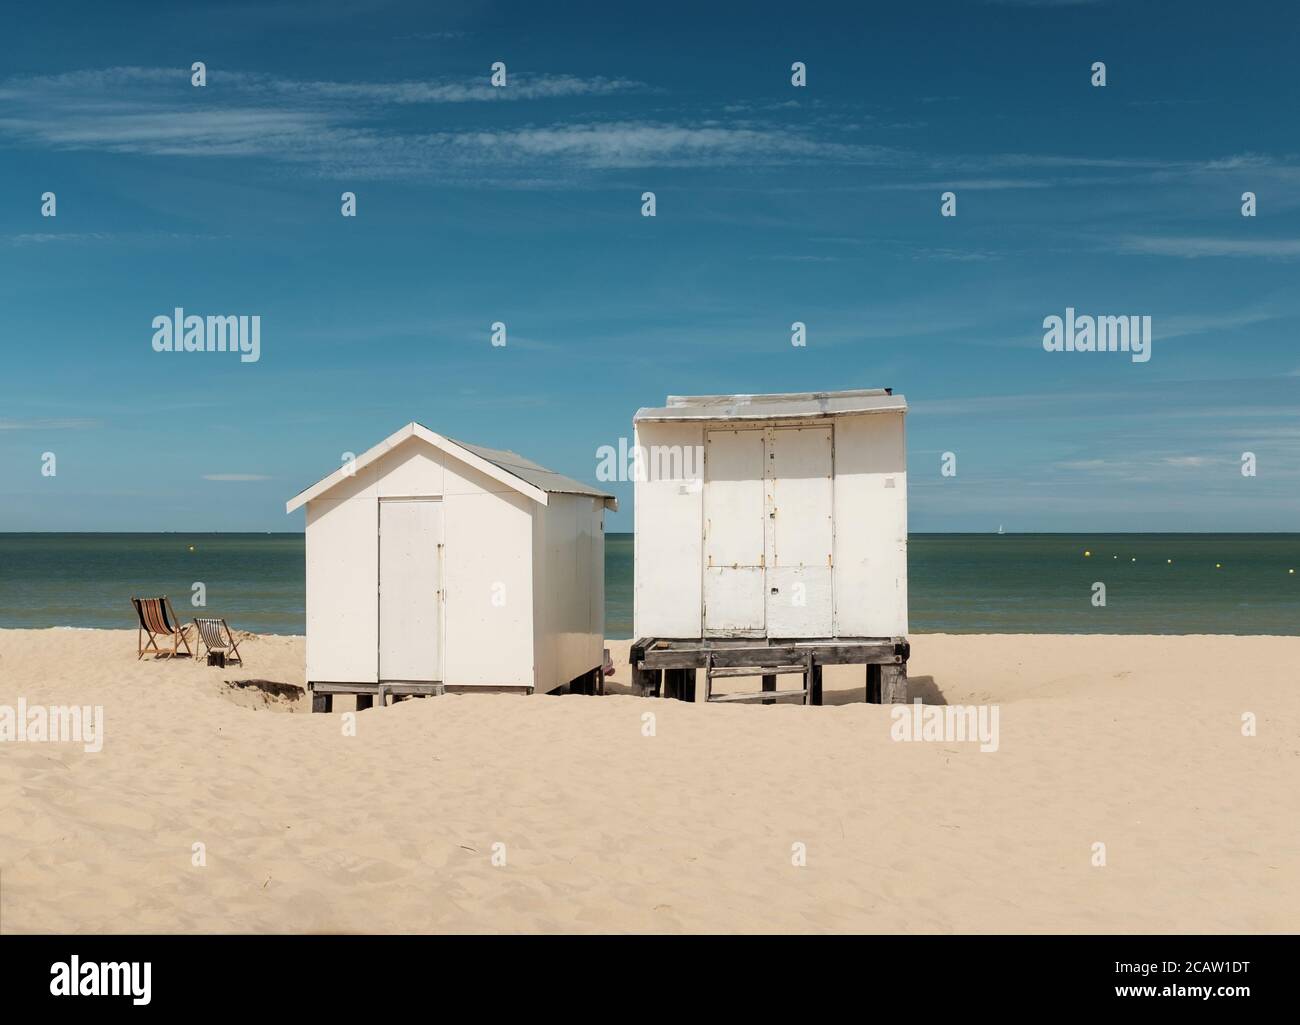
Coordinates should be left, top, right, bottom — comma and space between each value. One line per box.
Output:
193, 617, 243, 665
132, 596, 193, 659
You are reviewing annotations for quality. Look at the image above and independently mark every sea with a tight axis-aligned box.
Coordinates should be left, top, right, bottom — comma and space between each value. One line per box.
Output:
0, 533, 1296, 637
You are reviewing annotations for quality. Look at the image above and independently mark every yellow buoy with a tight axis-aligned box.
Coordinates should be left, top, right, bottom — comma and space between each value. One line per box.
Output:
188, 545, 195, 552
1167, 559, 1172, 564
1216, 563, 1222, 569
1084, 550, 1091, 557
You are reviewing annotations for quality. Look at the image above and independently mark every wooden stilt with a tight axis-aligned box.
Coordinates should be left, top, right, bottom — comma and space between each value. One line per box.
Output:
311, 691, 332, 713
866, 663, 882, 704
880, 662, 908, 704
810, 662, 823, 706
631, 666, 663, 697
761, 673, 776, 706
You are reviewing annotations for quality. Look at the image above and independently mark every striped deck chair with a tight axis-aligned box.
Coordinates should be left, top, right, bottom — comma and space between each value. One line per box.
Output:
193, 617, 243, 665
131, 596, 193, 660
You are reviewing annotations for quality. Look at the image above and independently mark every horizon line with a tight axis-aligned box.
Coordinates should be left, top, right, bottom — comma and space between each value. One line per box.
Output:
2, 530, 1298, 537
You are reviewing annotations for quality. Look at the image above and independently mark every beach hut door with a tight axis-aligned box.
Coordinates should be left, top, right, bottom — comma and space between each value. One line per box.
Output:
765, 426, 834, 636
703, 428, 766, 637
378, 498, 443, 681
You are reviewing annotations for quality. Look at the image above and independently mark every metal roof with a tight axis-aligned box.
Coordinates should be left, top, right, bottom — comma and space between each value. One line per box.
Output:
286, 422, 616, 513
450, 438, 616, 503
634, 388, 907, 423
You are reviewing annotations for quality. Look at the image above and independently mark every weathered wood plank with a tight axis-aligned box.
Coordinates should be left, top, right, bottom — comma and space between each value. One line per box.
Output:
315, 681, 440, 695
709, 688, 807, 703
630, 665, 649, 696
631, 666, 663, 697
880, 663, 908, 704
641, 641, 900, 670
708, 665, 809, 679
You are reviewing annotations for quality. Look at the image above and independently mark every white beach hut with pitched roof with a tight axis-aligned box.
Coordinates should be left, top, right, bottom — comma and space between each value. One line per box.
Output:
286, 423, 616, 709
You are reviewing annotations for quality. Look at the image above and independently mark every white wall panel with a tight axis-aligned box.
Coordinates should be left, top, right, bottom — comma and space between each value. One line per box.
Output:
633, 421, 705, 638
833, 413, 908, 636
305, 491, 378, 683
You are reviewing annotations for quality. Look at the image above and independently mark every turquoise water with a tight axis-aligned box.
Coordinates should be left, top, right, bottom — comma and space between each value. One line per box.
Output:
0, 533, 305, 636
0, 533, 1296, 637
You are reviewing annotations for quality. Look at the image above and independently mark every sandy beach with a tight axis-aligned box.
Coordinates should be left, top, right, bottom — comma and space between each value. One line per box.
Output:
0, 628, 1296, 933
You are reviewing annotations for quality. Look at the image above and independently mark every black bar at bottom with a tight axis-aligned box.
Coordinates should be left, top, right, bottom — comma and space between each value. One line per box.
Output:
0, 934, 1292, 1013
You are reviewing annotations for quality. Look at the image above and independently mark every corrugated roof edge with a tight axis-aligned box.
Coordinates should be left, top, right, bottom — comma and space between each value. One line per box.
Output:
664, 387, 892, 407
634, 389, 907, 423
448, 436, 617, 504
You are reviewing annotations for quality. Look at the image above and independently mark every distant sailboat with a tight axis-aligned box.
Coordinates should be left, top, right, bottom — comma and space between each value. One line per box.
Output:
997, 524, 1004, 535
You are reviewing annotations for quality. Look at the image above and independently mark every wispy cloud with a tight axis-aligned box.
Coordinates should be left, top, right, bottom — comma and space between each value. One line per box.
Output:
1052, 454, 1228, 481
403, 30, 470, 42
1, 232, 113, 245
0, 66, 899, 181
0, 418, 101, 430
446, 122, 895, 170
3, 66, 1296, 193
871, 177, 1054, 191
233, 70, 647, 104
1157, 306, 1286, 340
1119, 236, 1300, 259
0, 66, 646, 105
984, 0, 1104, 6
912, 247, 1005, 262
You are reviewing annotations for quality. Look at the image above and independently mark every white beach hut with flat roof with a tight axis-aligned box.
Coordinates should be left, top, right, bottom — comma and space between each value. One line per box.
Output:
629, 389, 910, 705
286, 423, 616, 710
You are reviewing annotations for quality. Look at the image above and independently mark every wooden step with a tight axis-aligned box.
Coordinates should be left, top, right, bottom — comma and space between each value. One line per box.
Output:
708, 688, 808, 703
707, 665, 808, 680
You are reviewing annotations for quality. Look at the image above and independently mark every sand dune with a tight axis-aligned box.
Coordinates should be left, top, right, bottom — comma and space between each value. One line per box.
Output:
0, 628, 1296, 933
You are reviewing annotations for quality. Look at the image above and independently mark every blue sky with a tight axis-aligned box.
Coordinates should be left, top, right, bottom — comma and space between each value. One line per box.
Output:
1, 0, 1297, 532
